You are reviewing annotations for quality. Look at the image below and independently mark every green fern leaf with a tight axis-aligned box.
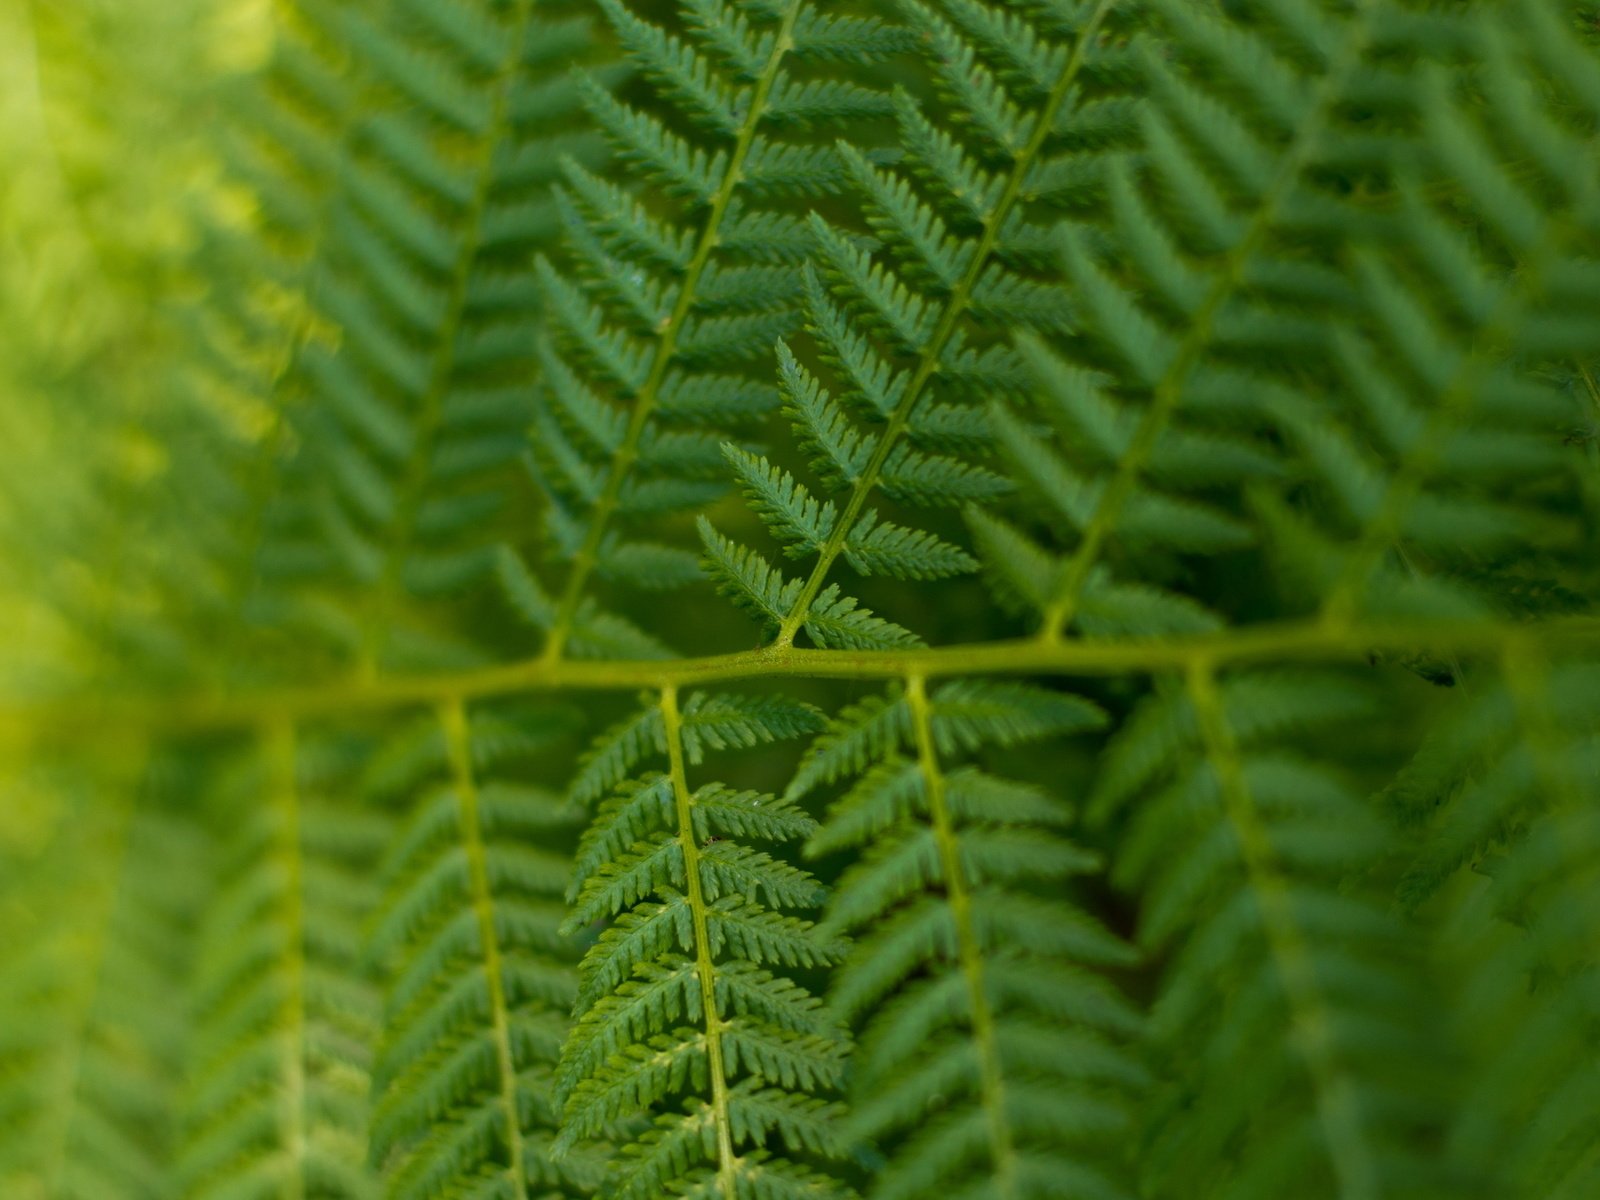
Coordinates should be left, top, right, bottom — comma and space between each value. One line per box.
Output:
175, 729, 384, 1200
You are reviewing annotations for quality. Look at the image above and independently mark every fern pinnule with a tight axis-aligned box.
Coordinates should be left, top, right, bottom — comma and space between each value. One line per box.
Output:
564, 688, 823, 808
512, 0, 907, 665
803, 676, 1138, 1200
555, 687, 851, 1199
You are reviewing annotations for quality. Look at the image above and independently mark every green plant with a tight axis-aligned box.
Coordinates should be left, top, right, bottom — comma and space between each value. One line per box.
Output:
4, 0, 1600, 1198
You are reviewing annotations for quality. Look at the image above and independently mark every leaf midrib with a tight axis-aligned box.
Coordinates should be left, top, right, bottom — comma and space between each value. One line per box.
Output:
661, 684, 740, 1198
907, 673, 1018, 1198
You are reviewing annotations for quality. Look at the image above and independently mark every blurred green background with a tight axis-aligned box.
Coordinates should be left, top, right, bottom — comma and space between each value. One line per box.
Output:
0, 0, 249, 689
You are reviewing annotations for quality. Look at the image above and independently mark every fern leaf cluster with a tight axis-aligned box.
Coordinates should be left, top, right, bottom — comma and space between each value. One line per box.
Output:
6, 1, 1600, 1198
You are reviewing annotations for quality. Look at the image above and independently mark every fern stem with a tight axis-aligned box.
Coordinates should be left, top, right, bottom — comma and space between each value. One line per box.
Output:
268, 719, 308, 1200
906, 674, 1018, 1198
355, 0, 542, 677
1184, 661, 1379, 1200
659, 684, 740, 1198
1040, 0, 1383, 640
9, 616, 1600, 733
540, 0, 808, 665
774, 0, 1120, 649
439, 696, 529, 1200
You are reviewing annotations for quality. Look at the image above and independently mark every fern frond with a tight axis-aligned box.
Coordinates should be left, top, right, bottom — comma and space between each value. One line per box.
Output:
801, 674, 1138, 1199
517, 0, 906, 664
1096, 665, 1453, 1199
367, 700, 602, 1199
246, 0, 611, 675
14, 4, 1600, 1199
555, 687, 851, 1198
175, 727, 383, 1200
706, 0, 1141, 649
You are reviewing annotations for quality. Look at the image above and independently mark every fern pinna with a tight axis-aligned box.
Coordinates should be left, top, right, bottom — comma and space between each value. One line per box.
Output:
504, 0, 911, 661
554, 688, 849, 1198
1094, 668, 1456, 1200
366, 701, 599, 1199
176, 728, 385, 1200
800, 678, 1142, 1200
0, 757, 207, 1200
1388, 650, 1600, 1198
249, 0, 611, 674
701, 0, 1141, 649
7, 2, 1600, 1200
